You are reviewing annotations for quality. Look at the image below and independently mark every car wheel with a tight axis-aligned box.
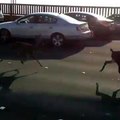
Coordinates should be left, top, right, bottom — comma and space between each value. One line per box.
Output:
51, 33, 65, 47
0, 29, 11, 44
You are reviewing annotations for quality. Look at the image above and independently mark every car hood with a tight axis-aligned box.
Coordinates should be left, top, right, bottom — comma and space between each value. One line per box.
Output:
0, 21, 15, 28
0, 21, 14, 25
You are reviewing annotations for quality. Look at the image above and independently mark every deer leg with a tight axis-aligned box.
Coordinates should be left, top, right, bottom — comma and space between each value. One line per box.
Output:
99, 60, 113, 72
36, 60, 43, 67
112, 89, 120, 99
19, 50, 27, 64
96, 82, 102, 96
31, 54, 43, 67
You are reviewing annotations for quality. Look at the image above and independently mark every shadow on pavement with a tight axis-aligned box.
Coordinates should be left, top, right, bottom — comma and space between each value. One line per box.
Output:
0, 69, 37, 91
0, 75, 119, 120
0, 38, 112, 61
0, 90, 120, 120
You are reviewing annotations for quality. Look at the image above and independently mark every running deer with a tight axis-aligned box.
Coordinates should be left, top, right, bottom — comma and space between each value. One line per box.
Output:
12, 40, 44, 67
100, 48, 120, 73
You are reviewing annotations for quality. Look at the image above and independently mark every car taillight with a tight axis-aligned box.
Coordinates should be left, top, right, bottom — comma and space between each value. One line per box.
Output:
76, 23, 89, 32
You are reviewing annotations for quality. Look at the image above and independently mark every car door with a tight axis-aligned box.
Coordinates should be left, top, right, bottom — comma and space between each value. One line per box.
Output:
11, 15, 34, 38
38, 15, 57, 39
27, 14, 58, 39
28, 14, 51, 39
12, 15, 46, 38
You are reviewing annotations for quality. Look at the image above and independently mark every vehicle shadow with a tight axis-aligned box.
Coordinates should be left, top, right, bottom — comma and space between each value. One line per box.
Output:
0, 38, 112, 61
81, 38, 111, 47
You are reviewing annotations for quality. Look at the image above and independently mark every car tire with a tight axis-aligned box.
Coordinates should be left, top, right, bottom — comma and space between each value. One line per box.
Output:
0, 29, 11, 44
51, 33, 65, 47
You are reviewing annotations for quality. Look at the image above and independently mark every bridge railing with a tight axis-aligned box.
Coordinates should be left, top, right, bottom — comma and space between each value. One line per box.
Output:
1, 3, 120, 17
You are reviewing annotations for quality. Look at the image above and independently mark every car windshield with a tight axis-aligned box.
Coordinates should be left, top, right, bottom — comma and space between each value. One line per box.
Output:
0, 1, 120, 120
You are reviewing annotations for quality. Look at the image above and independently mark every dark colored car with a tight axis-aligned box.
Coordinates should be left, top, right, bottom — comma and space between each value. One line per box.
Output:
107, 14, 120, 34
107, 14, 120, 24
65, 11, 114, 39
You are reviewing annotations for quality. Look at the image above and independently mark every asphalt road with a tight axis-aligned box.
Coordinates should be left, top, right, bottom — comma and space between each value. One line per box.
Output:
0, 38, 120, 120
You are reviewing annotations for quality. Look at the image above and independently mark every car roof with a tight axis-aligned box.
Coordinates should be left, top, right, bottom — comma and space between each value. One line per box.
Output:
65, 11, 113, 21
65, 11, 100, 16
15, 12, 61, 21
16, 12, 86, 24
29, 12, 61, 16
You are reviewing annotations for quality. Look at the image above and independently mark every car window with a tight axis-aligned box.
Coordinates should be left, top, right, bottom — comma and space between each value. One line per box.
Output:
67, 13, 87, 21
28, 16, 41, 23
17, 15, 42, 24
42, 15, 57, 24
81, 14, 87, 21
76, 14, 87, 21
74, 14, 82, 20
17, 15, 33, 23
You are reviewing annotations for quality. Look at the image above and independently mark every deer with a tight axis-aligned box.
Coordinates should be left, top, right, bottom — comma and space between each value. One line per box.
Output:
99, 48, 120, 73
11, 37, 46, 68
12, 41, 43, 67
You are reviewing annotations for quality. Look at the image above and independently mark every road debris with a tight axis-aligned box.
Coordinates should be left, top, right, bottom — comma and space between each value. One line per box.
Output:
82, 72, 86, 74
8, 61, 12, 64
117, 78, 120, 81
105, 112, 111, 116
89, 51, 93, 54
45, 66, 48, 69
0, 106, 6, 110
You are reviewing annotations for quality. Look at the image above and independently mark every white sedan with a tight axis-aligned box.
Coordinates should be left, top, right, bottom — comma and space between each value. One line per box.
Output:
0, 12, 93, 47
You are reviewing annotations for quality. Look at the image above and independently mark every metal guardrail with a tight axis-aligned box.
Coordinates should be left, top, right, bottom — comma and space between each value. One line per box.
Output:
0, 3, 120, 17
